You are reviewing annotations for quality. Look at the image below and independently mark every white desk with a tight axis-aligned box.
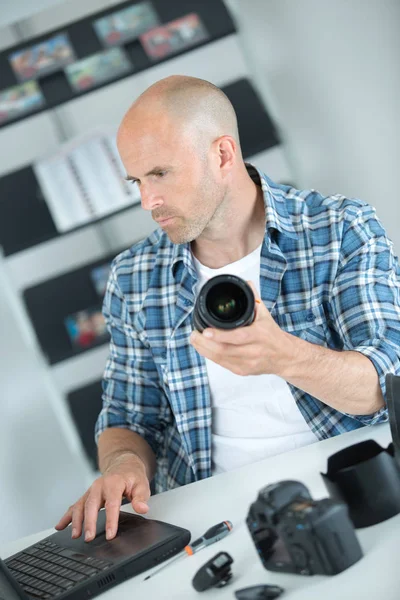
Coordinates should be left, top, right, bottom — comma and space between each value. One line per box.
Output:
2, 423, 398, 600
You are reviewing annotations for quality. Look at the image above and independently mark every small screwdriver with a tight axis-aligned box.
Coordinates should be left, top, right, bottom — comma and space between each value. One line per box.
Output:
144, 520, 233, 580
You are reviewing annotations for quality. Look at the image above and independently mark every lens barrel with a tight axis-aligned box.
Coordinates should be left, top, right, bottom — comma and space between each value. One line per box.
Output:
193, 274, 255, 332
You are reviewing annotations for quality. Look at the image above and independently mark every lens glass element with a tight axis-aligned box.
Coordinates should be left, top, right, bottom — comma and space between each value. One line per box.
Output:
206, 282, 248, 322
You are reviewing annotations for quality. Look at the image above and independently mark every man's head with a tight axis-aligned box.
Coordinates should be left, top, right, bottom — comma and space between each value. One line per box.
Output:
117, 75, 242, 244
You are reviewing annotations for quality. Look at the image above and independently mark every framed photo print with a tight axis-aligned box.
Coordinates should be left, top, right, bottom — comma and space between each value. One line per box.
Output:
64, 47, 132, 92
93, 1, 159, 47
64, 306, 109, 350
9, 32, 76, 81
140, 13, 209, 61
0, 81, 45, 125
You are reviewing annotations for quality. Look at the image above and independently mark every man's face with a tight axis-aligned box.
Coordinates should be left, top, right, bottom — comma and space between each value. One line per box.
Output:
117, 115, 226, 244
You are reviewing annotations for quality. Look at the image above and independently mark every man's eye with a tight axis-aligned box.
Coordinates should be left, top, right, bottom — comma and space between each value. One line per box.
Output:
155, 171, 167, 178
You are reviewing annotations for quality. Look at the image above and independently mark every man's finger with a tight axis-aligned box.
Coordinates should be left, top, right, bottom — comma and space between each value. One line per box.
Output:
54, 507, 73, 532
245, 280, 268, 320
191, 327, 250, 347
190, 335, 249, 367
246, 279, 258, 297
130, 480, 151, 514
104, 496, 124, 541
102, 476, 131, 540
70, 502, 85, 539
83, 486, 103, 542
132, 500, 150, 514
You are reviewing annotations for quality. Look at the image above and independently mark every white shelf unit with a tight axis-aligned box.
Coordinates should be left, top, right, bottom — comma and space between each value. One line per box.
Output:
0, 0, 293, 543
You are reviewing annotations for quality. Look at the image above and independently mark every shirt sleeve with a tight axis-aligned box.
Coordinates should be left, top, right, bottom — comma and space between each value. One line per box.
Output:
328, 205, 400, 425
94, 259, 167, 457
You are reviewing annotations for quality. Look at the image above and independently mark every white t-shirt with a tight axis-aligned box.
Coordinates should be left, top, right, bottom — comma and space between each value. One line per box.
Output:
192, 245, 318, 474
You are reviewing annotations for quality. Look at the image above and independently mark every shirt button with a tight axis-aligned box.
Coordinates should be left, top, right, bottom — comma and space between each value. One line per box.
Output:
306, 312, 314, 322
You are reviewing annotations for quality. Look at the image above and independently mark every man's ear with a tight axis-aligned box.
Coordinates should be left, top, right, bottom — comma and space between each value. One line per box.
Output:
217, 135, 237, 174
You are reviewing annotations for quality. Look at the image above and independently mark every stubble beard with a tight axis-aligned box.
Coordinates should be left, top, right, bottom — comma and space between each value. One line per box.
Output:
167, 190, 226, 245
164, 162, 227, 244
166, 213, 210, 245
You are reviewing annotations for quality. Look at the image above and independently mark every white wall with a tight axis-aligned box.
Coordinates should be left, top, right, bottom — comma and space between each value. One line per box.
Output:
0, 258, 94, 544
0, 25, 17, 50
226, 0, 400, 253
0, 0, 65, 29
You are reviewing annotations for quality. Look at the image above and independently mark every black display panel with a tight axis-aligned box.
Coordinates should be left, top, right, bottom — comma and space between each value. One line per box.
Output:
222, 78, 279, 157
23, 252, 120, 364
67, 379, 103, 469
0, 162, 144, 257
0, 166, 57, 256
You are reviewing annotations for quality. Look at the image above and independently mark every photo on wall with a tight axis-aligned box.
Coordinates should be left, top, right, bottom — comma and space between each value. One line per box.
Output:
0, 80, 45, 125
93, 1, 159, 47
90, 262, 112, 298
64, 306, 109, 351
9, 32, 76, 81
64, 47, 132, 92
140, 13, 209, 61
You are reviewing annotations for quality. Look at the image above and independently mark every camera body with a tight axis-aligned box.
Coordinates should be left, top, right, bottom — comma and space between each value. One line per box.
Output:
247, 480, 363, 576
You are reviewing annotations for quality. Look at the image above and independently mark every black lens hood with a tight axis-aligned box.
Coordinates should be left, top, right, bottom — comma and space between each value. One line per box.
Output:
386, 373, 400, 467
321, 373, 400, 528
193, 274, 255, 332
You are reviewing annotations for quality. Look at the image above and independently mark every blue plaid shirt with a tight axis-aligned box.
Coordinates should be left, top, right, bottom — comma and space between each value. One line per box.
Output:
95, 165, 400, 493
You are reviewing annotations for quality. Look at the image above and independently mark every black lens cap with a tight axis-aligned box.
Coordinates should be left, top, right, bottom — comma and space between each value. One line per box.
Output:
235, 584, 284, 600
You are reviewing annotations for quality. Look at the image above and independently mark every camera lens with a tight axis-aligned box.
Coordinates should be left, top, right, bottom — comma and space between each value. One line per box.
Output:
193, 274, 255, 332
207, 283, 246, 322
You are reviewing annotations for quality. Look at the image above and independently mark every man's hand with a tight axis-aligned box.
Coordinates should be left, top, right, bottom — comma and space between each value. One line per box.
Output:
190, 281, 291, 376
55, 453, 151, 542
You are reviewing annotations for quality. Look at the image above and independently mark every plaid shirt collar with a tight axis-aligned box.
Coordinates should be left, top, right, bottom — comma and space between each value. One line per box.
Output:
171, 163, 298, 280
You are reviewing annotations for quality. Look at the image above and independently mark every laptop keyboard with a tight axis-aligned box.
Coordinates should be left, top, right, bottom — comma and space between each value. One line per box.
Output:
5, 539, 112, 599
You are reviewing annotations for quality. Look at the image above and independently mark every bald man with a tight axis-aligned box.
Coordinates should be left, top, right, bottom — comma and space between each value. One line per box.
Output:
56, 75, 400, 541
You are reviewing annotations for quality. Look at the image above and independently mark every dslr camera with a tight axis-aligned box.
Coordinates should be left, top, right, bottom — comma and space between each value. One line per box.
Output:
246, 480, 363, 576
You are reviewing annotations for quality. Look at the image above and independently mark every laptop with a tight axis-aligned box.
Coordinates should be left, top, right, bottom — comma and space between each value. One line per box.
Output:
1, 509, 190, 600
0, 558, 28, 599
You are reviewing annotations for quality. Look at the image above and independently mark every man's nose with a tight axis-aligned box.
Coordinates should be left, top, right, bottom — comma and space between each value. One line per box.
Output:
140, 183, 163, 211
